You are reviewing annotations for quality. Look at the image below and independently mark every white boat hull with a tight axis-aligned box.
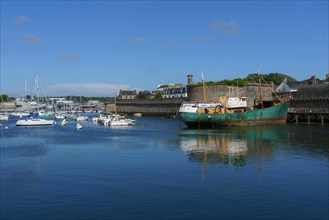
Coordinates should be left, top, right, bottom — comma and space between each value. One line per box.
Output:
16, 118, 55, 126
0, 114, 9, 121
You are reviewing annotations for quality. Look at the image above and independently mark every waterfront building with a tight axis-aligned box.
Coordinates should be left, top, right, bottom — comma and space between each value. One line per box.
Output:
137, 90, 152, 99
118, 90, 137, 99
275, 79, 310, 93
153, 84, 187, 98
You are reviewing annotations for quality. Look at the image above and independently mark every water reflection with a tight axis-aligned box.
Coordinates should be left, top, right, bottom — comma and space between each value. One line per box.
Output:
179, 125, 290, 166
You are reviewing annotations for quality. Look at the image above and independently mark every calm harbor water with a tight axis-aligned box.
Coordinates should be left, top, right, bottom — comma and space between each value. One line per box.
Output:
1, 117, 328, 220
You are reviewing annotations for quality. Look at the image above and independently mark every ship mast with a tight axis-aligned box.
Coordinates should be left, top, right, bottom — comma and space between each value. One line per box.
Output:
258, 66, 264, 108
201, 71, 207, 102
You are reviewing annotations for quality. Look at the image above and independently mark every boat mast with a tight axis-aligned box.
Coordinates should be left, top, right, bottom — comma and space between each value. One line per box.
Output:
35, 73, 39, 103
258, 66, 264, 108
24, 80, 27, 100
201, 71, 207, 102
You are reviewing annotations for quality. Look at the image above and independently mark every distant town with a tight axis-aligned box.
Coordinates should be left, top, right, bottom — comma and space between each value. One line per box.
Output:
1, 73, 329, 117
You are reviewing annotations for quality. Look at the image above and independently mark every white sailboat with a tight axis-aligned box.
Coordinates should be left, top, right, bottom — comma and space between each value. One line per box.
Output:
0, 94, 9, 121
15, 73, 55, 126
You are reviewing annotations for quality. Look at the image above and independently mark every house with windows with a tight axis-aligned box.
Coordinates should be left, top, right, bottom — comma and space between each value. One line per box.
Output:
117, 90, 137, 99
153, 84, 187, 98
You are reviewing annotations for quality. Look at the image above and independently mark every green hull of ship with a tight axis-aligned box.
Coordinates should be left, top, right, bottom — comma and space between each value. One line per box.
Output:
179, 102, 289, 128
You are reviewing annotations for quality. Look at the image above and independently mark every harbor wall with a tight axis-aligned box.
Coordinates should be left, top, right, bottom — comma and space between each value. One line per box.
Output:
186, 83, 274, 107
115, 84, 275, 116
115, 98, 186, 116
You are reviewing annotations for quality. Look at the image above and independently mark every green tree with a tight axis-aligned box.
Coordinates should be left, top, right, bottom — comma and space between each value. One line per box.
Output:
231, 78, 246, 86
136, 93, 147, 99
245, 73, 296, 85
154, 92, 163, 100
0, 94, 8, 102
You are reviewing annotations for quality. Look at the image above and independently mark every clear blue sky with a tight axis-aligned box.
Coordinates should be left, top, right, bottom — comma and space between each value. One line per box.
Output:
1, 0, 328, 97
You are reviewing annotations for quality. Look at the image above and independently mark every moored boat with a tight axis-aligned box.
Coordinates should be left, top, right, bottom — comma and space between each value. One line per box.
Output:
179, 101, 289, 128
102, 114, 136, 126
179, 70, 289, 128
10, 112, 30, 118
0, 114, 9, 121
16, 118, 55, 126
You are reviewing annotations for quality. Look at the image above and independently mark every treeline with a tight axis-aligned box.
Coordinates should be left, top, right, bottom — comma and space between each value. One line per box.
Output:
50, 96, 113, 103
196, 73, 326, 87
0, 94, 13, 102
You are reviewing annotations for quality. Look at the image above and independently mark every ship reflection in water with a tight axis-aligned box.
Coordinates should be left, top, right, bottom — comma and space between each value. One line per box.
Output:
180, 130, 248, 166
179, 125, 289, 168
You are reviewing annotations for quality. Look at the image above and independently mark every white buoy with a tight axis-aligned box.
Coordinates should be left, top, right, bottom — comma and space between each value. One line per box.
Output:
5, 126, 8, 130
76, 123, 82, 130
61, 119, 67, 126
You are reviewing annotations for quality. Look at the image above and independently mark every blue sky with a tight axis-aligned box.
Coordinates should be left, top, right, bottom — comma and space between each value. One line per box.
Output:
1, 0, 328, 97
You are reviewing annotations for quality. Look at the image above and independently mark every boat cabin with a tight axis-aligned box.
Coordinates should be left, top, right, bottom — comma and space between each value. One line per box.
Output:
226, 97, 247, 109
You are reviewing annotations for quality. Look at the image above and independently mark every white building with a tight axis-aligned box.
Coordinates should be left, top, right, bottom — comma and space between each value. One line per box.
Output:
154, 84, 187, 98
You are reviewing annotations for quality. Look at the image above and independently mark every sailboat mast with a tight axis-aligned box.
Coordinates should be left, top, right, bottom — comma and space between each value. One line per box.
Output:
258, 66, 264, 108
24, 80, 27, 100
35, 73, 39, 101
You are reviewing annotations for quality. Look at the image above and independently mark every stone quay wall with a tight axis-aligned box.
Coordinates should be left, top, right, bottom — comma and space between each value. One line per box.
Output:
115, 83, 275, 116
187, 83, 274, 107
115, 98, 186, 116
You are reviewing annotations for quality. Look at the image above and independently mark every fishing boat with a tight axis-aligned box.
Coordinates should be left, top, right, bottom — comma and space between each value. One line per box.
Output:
16, 118, 55, 126
178, 70, 289, 128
